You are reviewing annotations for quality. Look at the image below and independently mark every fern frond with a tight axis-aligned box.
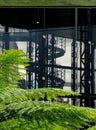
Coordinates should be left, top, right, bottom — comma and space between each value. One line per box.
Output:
0, 101, 96, 129
0, 87, 79, 105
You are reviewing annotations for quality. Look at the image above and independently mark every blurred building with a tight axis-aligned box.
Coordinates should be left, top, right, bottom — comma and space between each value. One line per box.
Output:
0, 8, 96, 107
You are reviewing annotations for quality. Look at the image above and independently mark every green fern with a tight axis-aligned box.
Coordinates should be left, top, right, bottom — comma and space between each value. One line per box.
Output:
0, 87, 79, 105
0, 49, 29, 88
0, 101, 96, 129
87, 126, 96, 130
0, 88, 96, 129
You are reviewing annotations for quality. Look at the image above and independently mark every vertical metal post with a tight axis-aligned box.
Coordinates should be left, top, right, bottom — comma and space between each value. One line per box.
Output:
37, 32, 44, 88
91, 29, 95, 107
71, 8, 78, 105
4, 26, 9, 49
28, 31, 32, 89
79, 9, 95, 107
51, 34, 55, 87
42, 33, 46, 87
41, 8, 46, 87
84, 9, 91, 107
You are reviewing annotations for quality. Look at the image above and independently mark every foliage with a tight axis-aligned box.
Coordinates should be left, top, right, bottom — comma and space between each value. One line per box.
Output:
0, 87, 96, 130
0, 100, 96, 130
0, 87, 79, 105
0, 0, 96, 6
0, 49, 96, 130
0, 49, 29, 88
88, 126, 96, 130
